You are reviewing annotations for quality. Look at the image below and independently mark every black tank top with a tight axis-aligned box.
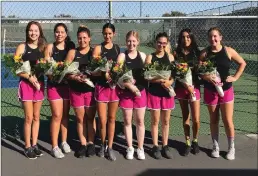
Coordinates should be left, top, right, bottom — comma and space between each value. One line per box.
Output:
203, 46, 232, 91
68, 48, 95, 93
124, 51, 147, 91
174, 49, 201, 88
148, 52, 171, 97
20, 43, 44, 82
48, 43, 75, 86
96, 43, 120, 87
52, 45, 68, 62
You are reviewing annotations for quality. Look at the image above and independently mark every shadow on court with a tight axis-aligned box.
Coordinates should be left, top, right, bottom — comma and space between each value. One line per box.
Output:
2, 115, 188, 159
1, 115, 257, 176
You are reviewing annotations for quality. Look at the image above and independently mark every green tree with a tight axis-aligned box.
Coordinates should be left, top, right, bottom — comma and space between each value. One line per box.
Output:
162, 11, 186, 23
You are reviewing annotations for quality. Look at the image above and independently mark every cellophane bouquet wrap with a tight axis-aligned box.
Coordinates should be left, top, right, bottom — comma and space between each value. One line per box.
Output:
45, 60, 70, 84
196, 59, 224, 97
171, 61, 196, 101
87, 56, 112, 75
61, 61, 95, 88
33, 58, 52, 77
3, 54, 40, 90
144, 61, 176, 97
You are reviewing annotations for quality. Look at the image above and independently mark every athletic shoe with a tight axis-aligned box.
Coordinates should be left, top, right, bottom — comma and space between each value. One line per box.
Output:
226, 147, 235, 160
24, 147, 37, 160
137, 148, 145, 160
86, 143, 96, 157
162, 145, 173, 159
211, 146, 220, 158
32, 145, 43, 157
183, 145, 191, 156
107, 147, 116, 161
61, 141, 71, 154
98, 144, 105, 158
51, 147, 65, 159
126, 147, 134, 160
192, 141, 200, 154
152, 145, 162, 159
76, 145, 87, 158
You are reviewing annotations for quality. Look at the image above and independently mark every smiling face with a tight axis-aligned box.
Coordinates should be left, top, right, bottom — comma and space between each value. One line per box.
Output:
77, 31, 90, 48
126, 35, 139, 52
55, 26, 67, 43
28, 24, 40, 42
156, 36, 168, 52
103, 27, 115, 43
181, 31, 191, 48
208, 29, 222, 47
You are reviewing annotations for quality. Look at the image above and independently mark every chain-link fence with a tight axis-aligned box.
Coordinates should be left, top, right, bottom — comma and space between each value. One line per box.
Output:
1, 1, 257, 140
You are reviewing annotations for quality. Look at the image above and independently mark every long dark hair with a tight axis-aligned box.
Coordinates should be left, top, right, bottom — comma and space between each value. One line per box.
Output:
25, 21, 47, 52
176, 28, 199, 57
54, 23, 74, 52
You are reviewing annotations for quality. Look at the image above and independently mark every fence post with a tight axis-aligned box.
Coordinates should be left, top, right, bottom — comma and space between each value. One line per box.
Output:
3, 28, 6, 55
109, 1, 113, 24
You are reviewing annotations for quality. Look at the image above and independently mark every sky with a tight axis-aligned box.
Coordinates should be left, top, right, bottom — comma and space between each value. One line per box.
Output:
1, 1, 253, 19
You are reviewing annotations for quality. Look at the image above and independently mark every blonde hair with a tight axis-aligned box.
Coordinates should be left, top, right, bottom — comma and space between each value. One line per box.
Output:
126, 30, 140, 41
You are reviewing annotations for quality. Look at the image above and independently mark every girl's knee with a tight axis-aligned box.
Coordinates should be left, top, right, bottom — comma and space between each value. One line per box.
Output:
108, 116, 116, 124
162, 120, 170, 126
136, 120, 145, 127
24, 116, 33, 124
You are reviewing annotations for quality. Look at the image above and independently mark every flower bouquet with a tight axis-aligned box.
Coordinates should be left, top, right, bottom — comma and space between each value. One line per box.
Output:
144, 61, 176, 97
196, 59, 224, 97
61, 61, 95, 88
47, 61, 70, 84
87, 56, 112, 75
3, 54, 24, 78
171, 61, 196, 101
3, 54, 40, 90
110, 61, 141, 97
33, 58, 52, 77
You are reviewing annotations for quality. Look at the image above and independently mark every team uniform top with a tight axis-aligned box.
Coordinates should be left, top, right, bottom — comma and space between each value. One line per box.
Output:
21, 43, 44, 82
148, 52, 171, 97
203, 46, 232, 91
68, 48, 95, 93
174, 50, 201, 88
124, 50, 147, 91
96, 43, 120, 87
48, 41, 75, 86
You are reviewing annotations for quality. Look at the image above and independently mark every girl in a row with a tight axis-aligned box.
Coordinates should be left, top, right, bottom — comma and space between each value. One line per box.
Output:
173, 28, 201, 156
44, 23, 75, 159
15, 21, 46, 159
16, 21, 245, 161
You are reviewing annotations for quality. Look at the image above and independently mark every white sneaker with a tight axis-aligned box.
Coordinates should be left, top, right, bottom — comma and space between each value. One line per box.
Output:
126, 147, 134, 160
51, 147, 65, 159
61, 141, 71, 154
226, 147, 235, 160
137, 148, 145, 160
211, 146, 220, 158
